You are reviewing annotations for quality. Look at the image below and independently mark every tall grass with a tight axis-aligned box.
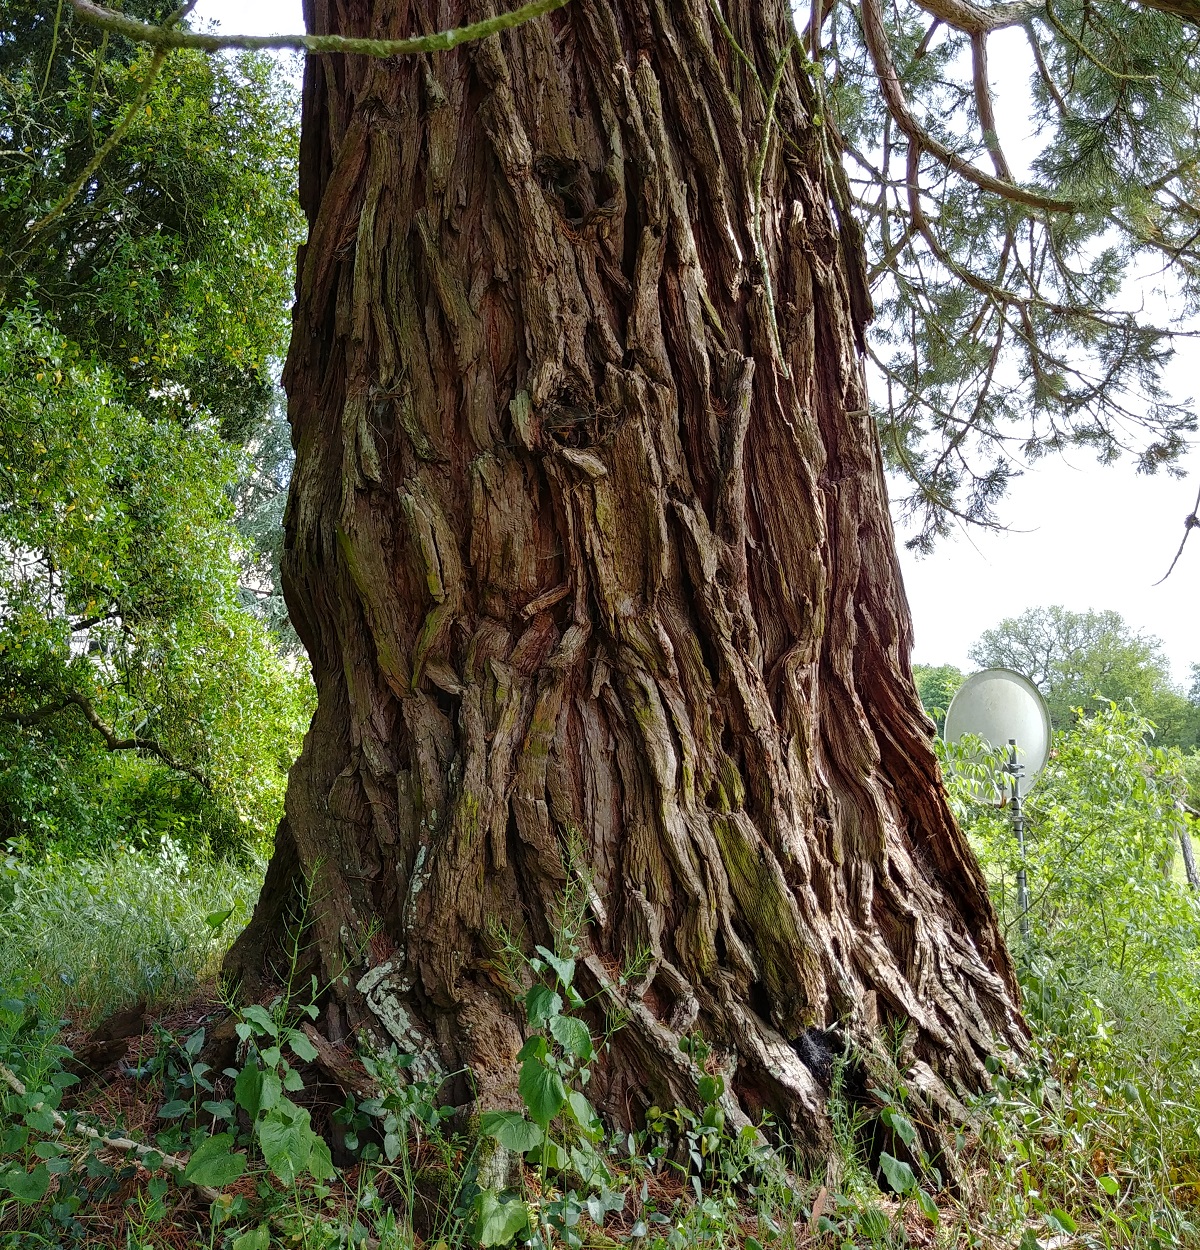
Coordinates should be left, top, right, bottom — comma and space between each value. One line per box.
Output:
0, 837, 261, 1023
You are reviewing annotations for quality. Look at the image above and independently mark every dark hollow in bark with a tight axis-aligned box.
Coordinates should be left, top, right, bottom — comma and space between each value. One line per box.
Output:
225, 0, 1025, 1159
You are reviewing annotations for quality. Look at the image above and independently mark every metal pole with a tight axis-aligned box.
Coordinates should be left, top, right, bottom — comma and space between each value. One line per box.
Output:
1007, 738, 1030, 941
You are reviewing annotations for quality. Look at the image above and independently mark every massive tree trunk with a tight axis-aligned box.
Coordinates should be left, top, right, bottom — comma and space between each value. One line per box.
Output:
226, 0, 1024, 1156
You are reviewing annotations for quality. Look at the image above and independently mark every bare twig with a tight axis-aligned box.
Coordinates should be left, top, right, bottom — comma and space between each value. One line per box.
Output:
1152, 480, 1200, 584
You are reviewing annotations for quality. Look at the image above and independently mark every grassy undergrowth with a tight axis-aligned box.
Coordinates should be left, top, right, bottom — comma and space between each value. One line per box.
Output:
0, 837, 262, 1023
1, 709, 1199, 1247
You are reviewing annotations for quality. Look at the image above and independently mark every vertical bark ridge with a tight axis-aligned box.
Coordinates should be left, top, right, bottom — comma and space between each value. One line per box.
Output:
226, 0, 1025, 1156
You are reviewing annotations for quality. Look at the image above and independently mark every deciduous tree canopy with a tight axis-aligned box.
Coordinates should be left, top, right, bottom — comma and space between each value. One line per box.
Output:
969, 605, 1200, 744
0, 2, 311, 852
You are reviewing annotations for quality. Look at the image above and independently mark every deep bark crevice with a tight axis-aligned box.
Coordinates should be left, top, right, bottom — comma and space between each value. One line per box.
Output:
226, 0, 1026, 1164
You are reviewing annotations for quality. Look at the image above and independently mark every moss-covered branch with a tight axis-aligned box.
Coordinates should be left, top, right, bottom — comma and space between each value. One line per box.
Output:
69, 0, 571, 58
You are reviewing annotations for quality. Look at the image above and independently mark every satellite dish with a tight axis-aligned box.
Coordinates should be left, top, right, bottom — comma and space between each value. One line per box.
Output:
944, 668, 1051, 797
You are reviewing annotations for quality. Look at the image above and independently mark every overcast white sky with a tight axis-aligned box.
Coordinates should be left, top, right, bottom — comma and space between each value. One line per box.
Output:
193, 1, 1200, 683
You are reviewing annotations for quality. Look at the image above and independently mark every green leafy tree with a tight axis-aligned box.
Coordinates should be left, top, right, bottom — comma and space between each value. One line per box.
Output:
946, 706, 1200, 1015
969, 606, 1200, 746
912, 662, 965, 733
0, 5, 310, 853
0, 310, 312, 850
1, 0, 301, 435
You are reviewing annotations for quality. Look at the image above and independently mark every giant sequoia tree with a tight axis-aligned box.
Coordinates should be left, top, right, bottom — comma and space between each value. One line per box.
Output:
72, 0, 1200, 1152
217, 0, 1029, 1153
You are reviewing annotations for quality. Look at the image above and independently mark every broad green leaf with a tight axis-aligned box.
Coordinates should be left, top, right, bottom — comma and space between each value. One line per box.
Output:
205, 908, 234, 929
525, 984, 562, 1027
285, 1028, 319, 1063
1097, 1174, 1120, 1196
587, 1186, 625, 1223
566, 1090, 601, 1138
476, 1189, 530, 1247
879, 1151, 917, 1195
240, 1005, 278, 1037
256, 1102, 325, 1185
1046, 1209, 1078, 1235
534, 945, 576, 989
257, 1069, 282, 1113
519, 1057, 567, 1128
157, 1099, 191, 1119
549, 1013, 593, 1061
182, 1133, 247, 1189
697, 1074, 724, 1102
234, 1063, 263, 1117
480, 1110, 544, 1153
517, 1035, 548, 1063
0, 1163, 50, 1202
881, 1106, 917, 1147
232, 1227, 271, 1250
307, 1133, 335, 1181
534, 1137, 567, 1170
916, 1188, 940, 1223
23, 1106, 55, 1133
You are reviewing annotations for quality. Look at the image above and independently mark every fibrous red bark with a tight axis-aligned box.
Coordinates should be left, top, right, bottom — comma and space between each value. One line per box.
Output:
226, 0, 1025, 1158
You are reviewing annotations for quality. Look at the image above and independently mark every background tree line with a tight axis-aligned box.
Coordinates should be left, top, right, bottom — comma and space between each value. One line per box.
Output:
916, 604, 1200, 750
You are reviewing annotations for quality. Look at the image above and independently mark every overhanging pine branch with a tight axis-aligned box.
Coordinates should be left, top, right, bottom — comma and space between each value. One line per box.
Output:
68, 0, 571, 57
2, 691, 211, 790
859, 0, 1077, 213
